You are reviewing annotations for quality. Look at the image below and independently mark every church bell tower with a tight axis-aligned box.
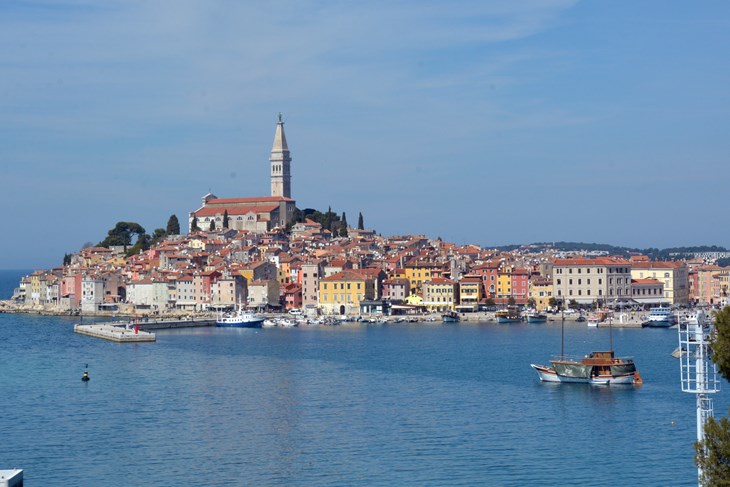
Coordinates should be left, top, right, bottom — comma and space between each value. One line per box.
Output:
270, 113, 291, 198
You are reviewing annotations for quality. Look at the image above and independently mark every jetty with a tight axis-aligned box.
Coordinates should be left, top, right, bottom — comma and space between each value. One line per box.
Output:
74, 323, 156, 342
73, 317, 216, 343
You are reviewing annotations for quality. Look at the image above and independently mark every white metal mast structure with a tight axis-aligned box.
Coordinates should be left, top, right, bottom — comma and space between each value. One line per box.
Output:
678, 311, 720, 486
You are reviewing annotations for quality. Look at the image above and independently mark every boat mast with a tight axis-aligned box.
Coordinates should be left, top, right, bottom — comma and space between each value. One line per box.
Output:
679, 312, 719, 486
560, 298, 565, 358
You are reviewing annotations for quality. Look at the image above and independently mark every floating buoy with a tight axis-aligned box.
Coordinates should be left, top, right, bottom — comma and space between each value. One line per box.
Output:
82, 364, 90, 382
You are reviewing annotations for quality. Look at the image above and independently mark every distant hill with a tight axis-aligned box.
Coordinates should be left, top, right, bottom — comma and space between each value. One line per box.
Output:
491, 242, 728, 261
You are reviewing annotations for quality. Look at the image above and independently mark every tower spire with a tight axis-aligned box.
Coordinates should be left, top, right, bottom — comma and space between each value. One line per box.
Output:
270, 113, 291, 198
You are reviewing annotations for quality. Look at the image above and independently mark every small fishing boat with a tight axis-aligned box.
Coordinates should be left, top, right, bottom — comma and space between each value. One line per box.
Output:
442, 310, 460, 323
495, 306, 521, 324
526, 311, 547, 323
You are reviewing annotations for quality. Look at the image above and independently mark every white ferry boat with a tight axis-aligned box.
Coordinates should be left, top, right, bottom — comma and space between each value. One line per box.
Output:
641, 306, 676, 328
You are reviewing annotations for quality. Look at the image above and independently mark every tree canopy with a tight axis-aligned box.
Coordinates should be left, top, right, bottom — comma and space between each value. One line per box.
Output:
98, 222, 146, 251
166, 214, 180, 235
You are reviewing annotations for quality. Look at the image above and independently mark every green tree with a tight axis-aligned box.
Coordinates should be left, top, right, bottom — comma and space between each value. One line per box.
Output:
528, 298, 536, 309
507, 296, 516, 306
191, 216, 199, 232
358, 212, 364, 230
223, 210, 230, 229
99, 222, 146, 251
485, 297, 496, 307
63, 253, 72, 266
150, 228, 167, 246
209, 220, 215, 231
548, 297, 558, 308
125, 233, 151, 257
166, 214, 180, 235
697, 306, 730, 484
341, 212, 347, 229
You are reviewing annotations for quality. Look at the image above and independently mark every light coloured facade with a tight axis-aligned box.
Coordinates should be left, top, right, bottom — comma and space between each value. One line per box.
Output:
422, 278, 457, 312
270, 113, 292, 198
553, 257, 632, 305
211, 275, 248, 308
301, 262, 323, 309
630, 261, 689, 305
81, 277, 105, 313
248, 279, 280, 310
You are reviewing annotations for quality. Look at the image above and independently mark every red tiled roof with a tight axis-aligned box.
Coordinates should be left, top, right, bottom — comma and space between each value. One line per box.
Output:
206, 196, 294, 204
631, 261, 683, 269
194, 205, 279, 217
554, 257, 631, 266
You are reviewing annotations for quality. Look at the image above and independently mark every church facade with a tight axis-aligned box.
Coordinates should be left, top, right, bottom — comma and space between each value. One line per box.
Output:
189, 115, 297, 233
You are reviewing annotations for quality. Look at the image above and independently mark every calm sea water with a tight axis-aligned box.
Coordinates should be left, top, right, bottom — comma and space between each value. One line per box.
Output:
1, 269, 726, 486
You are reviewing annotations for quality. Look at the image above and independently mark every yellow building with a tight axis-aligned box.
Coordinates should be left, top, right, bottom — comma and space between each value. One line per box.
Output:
458, 277, 482, 310
497, 271, 512, 300
422, 278, 458, 312
528, 277, 553, 311
319, 270, 374, 315
404, 261, 440, 294
631, 261, 689, 305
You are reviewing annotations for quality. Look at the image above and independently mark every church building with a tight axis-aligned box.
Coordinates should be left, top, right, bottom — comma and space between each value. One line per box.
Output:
189, 114, 297, 233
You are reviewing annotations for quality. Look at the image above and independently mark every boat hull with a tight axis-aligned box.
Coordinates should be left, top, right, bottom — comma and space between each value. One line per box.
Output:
641, 320, 673, 328
526, 316, 547, 323
497, 317, 521, 324
530, 360, 639, 385
216, 319, 264, 328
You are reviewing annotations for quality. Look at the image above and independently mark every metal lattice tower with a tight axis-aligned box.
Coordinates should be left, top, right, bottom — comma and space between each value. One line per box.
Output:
678, 310, 720, 486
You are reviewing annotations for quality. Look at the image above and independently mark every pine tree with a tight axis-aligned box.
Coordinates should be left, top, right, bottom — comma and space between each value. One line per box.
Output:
223, 210, 230, 229
166, 214, 181, 235
357, 212, 364, 230
209, 220, 215, 231
341, 212, 348, 229
191, 216, 199, 232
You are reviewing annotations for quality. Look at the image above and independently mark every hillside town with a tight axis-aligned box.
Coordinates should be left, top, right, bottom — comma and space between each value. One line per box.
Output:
3, 115, 729, 318
4, 226, 729, 318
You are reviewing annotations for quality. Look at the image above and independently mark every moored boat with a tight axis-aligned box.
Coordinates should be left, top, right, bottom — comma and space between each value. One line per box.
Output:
495, 306, 521, 324
641, 306, 676, 328
442, 310, 460, 323
526, 311, 547, 323
216, 306, 265, 328
531, 351, 641, 385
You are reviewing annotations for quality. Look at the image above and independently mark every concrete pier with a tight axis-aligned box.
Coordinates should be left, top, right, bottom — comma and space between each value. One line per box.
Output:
74, 323, 156, 343
0, 469, 23, 487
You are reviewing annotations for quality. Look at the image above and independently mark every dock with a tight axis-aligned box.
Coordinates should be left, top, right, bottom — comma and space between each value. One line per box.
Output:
74, 323, 156, 342
73, 318, 216, 343
0, 469, 23, 487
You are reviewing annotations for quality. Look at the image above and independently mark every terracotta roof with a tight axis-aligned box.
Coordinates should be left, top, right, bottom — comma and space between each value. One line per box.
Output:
554, 257, 631, 266
206, 196, 294, 204
631, 261, 683, 269
194, 205, 279, 217
631, 278, 663, 285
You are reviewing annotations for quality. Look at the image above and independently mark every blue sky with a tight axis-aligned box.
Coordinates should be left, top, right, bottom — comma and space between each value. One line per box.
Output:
2, 0, 729, 269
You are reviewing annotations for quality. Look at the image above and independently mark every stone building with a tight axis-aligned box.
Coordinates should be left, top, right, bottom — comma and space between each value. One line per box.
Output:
189, 115, 297, 233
